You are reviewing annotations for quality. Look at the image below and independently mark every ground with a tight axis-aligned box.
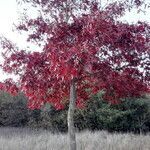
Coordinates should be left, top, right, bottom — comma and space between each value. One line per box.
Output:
0, 127, 150, 150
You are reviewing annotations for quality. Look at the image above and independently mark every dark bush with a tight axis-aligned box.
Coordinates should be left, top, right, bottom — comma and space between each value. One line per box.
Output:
0, 90, 150, 133
0, 92, 29, 127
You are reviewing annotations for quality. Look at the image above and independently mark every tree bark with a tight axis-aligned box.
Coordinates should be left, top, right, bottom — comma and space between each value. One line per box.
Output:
68, 79, 76, 150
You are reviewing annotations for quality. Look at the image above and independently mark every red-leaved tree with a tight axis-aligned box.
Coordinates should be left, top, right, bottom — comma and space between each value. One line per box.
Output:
0, 0, 150, 150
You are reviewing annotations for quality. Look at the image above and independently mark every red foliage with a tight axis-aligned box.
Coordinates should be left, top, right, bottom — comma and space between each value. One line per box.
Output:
0, 0, 149, 109
0, 79, 19, 96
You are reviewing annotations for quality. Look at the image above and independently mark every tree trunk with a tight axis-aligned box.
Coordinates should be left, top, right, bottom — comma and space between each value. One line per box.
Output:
68, 79, 76, 150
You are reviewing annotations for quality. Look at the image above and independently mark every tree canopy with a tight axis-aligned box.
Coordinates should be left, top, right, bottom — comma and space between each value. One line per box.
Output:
0, 0, 149, 109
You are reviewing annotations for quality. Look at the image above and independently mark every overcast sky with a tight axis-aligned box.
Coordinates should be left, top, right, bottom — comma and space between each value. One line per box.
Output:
0, 0, 149, 81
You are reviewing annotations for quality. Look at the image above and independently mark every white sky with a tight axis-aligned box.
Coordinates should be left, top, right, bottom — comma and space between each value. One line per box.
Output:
0, 0, 149, 81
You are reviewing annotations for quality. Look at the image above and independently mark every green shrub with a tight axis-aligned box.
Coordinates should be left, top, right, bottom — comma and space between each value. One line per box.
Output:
0, 92, 28, 127
0, 90, 150, 133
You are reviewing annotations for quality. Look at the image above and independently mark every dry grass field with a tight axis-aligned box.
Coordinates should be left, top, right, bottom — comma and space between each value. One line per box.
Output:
0, 127, 149, 150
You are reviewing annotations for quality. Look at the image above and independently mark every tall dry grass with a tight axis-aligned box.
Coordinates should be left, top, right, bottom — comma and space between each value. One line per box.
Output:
0, 127, 149, 150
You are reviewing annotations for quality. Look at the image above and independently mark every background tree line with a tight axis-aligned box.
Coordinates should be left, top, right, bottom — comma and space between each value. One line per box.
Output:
0, 90, 150, 134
